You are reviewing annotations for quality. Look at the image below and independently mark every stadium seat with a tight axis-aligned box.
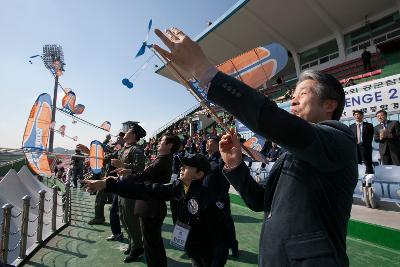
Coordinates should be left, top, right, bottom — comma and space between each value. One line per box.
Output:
374, 165, 400, 182
372, 165, 400, 201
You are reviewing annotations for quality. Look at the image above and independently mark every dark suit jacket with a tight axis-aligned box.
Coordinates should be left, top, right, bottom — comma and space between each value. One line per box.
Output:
207, 72, 358, 267
349, 121, 374, 149
107, 154, 173, 218
203, 152, 230, 203
373, 120, 400, 155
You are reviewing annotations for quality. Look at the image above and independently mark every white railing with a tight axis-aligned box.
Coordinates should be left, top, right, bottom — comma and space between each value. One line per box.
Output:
345, 28, 400, 55
301, 51, 339, 71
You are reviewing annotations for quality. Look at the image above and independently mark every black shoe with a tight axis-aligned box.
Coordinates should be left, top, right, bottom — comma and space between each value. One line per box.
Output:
124, 255, 136, 263
106, 233, 123, 241
123, 248, 144, 262
231, 247, 239, 258
123, 247, 131, 255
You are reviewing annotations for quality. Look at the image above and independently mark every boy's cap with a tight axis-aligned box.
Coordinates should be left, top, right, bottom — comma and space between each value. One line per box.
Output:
179, 154, 210, 175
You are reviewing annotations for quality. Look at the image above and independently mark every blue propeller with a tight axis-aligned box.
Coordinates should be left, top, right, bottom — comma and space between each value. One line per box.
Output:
135, 19, 152, 58
121, 19, 153, 90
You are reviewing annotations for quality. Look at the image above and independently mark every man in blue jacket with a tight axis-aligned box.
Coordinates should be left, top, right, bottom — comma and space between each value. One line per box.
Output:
153, 27, 358, 267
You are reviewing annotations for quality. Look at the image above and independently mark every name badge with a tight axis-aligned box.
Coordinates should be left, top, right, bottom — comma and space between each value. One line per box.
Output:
170, 221, 191, 250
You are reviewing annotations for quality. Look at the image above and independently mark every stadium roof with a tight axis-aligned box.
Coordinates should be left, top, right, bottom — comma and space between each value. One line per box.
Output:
156, 0, 398, 84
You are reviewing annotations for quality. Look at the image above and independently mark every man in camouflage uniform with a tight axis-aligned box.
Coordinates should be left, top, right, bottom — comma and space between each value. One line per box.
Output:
112, 125, 146, 263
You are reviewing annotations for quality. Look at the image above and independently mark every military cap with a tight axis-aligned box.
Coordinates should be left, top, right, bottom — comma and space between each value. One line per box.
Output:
130, 124, 147, 139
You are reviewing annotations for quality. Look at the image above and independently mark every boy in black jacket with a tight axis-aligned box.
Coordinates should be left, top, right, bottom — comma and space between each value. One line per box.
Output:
84, 153, 229, 267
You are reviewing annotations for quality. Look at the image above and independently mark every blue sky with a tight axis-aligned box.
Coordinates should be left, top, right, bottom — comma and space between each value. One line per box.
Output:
0, 0, 238, 149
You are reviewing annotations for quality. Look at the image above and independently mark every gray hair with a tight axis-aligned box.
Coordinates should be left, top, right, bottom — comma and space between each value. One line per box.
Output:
297, 70, 345, 120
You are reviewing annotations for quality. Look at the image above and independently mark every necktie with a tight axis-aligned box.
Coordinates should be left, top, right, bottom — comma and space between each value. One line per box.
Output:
357, 123, 361, 144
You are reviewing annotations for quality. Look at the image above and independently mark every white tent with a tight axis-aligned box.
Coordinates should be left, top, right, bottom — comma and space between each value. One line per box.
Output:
0, 167, 63, 264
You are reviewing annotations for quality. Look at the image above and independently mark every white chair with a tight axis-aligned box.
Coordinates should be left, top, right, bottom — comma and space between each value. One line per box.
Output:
373, 165, 400, 201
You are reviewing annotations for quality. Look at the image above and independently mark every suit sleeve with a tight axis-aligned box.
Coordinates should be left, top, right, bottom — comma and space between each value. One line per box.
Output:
223, 162, 265, 212
207, 72, 354, 171
391, 121, 400, 139
105, 177, 174, 200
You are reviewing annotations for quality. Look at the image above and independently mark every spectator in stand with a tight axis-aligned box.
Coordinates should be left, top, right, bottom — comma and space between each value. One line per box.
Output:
210, 125, 217, 137
193, 138, 199, 153
199, 133, 207, 155
172, 142, 186, 180
266, 143, 283, 162
361, 48, 372, 72
185, 138, 193, 153
350, 110, 374, 174
374, 110, 400, 165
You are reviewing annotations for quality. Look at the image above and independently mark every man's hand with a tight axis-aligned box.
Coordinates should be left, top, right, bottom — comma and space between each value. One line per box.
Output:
219, 130, 242, 170
153, 27, 214, 79
111, 159, 123, 168
379, 132, 384, 140
81, 180, 106, 193
379, 129, 390, 140
116, 168, 132, 177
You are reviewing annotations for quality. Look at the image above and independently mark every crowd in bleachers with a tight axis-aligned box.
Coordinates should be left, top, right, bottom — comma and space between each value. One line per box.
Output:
145, 111, 237, 160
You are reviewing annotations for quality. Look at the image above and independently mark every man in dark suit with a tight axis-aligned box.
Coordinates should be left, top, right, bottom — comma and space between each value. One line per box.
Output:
349, 110, 374, 173
154, 28, 357, 267
374, 110, 400, 165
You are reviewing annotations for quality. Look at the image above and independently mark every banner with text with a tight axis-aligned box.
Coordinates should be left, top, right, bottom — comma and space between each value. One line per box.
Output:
342, 74, 400, 119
